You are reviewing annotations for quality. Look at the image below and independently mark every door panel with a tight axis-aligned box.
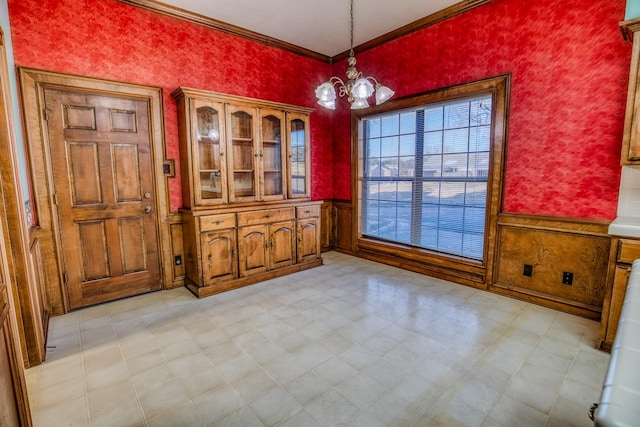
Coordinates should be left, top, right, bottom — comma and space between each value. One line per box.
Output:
201, 230, 237, 285
297, 219, 320, 263
238, 225, 268, 277
270, 221, 295, 269
46, 90, 160, 309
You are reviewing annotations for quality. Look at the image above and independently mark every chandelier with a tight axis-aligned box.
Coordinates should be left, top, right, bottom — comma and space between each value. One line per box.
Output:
314, 0, 395, 110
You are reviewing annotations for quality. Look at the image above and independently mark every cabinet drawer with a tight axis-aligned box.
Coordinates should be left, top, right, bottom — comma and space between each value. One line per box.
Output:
618, 239, 640, 264
297, 205, 320, 219
200, 213, 236, 231
238, 208, 295, 226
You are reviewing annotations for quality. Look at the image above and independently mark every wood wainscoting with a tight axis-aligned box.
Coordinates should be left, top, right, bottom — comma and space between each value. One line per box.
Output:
493, 213, 613, 320
320, 200, 354, 254
167, 213, 185, 289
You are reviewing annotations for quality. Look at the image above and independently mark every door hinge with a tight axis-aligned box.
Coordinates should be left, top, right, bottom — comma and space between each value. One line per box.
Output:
52, 193, 58, 205
43, 108, 49, 121
63, 272, 68, 283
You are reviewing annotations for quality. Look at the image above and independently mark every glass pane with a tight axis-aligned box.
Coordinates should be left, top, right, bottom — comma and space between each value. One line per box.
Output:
397, 182, 413, 201
398, 157, 415, 178
262, 114, 283, 197
470, 97, 492, 125
381, 115, 399, 136
380, 157, 399, 177
442, 154, 467, 177
469, 125, 490, 152
424, 131, 442, 154
464, 207, 485, 233
289, 118, 307, 196
367, 137, 381, 158
423, 155, 442, 177
425, 106, 443, 131
399, 112, 416, 134
443, 128, 469, 153
231, 110, 255, 198
196, 106, 222, 201
367, 117, 381, 138
444, 102, 470, 129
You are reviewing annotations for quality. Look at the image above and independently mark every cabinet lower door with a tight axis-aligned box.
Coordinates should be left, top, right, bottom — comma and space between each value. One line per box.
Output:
238, 225, 269, 277
270, 221, 296, 269
201, 229, 237, 285
297, 218, 320, 263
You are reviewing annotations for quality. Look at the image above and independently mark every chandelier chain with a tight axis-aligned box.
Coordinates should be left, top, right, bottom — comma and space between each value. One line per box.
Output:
349, 0, 354, 57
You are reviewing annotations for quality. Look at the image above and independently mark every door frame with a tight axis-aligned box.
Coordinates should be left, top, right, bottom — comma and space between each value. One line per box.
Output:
18, 67, 174, 314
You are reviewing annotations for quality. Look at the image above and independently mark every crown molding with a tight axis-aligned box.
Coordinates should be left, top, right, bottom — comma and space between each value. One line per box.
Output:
119, 0, 492, 64
118, 0, 332, 62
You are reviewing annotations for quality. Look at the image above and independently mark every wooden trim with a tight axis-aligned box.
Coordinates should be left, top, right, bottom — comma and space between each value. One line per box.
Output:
620, 17, 640, 42
117, 0, 331, 63
171, 87, 314, 115
118, 0, 491, 64
497, 212, 611, 235
167, 212, 185, 289
17, 67, 175, 313
333, 0, 493, 62
0, 26, 34, 424
186, 258, 323, 298
0, 35, 47, 369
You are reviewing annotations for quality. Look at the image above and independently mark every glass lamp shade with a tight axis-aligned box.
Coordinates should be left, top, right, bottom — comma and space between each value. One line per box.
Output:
315, 82, 336, 102
352, 78, 375, 99
351, 97, 369, 109
318, 99, 336, 109
375, 85, 395, 105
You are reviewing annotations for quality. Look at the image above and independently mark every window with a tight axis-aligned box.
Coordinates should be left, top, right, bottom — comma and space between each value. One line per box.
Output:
355, 76, 508, 266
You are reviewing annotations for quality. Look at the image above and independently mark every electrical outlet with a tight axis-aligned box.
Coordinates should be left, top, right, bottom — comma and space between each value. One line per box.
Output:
174, 255, 182, 266
523, 264, 533, 277
562, 271, 573, 285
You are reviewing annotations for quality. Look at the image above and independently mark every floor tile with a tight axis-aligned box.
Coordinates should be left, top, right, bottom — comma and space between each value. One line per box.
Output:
24, 252, 610, 427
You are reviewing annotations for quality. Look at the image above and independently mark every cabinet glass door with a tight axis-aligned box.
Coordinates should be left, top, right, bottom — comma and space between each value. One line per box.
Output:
193, 101, 226, 204
228, 106, 258, 201
261, 109, 285, 200
288, 115, 309, 198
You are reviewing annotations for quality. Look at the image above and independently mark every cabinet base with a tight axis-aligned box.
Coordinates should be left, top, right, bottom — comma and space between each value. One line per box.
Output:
185, 258, 323, 298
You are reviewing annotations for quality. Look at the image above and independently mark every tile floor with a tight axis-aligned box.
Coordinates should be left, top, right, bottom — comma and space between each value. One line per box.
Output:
25, 251, 610, 427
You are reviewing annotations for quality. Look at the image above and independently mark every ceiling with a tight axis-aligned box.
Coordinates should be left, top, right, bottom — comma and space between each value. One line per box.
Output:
157, 0, 461, 57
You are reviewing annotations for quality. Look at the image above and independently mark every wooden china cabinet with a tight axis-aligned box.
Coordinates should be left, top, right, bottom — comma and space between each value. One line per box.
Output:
172, 87, 322, 298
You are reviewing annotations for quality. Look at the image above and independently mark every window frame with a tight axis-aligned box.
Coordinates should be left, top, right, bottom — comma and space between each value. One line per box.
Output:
351, 75, 510, 287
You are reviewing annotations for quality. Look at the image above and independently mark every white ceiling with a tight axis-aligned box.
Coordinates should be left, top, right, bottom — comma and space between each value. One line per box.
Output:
159, 0, 461, 57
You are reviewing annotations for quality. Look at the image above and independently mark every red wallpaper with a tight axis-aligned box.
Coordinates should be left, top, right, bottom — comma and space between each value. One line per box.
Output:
330, 0, 631, 220
7, 0, 632, 220
7, 0, 334, 210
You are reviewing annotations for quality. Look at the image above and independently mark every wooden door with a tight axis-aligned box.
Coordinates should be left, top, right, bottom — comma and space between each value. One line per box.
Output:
238, 225, 268, 277
201, 229, 237, 285
269, 221, 295, 269
45, 89, 161, 309
297, 218, 320, 263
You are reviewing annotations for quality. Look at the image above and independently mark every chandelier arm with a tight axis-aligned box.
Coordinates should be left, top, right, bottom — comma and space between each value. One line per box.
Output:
329, 76, 345, 86
364, 76, 380, 86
